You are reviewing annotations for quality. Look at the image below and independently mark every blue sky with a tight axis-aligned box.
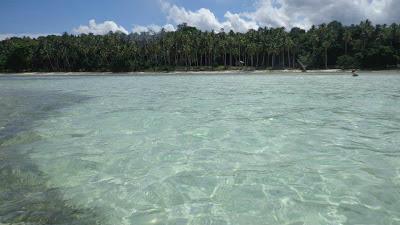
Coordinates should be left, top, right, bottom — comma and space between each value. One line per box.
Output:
0, 0, 163, 33
0, 0, 253, 34
0, 0, 399, 38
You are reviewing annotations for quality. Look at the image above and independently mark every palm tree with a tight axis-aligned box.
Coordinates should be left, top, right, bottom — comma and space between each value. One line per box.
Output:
286, 37, 294, 68
343, 30, 352, 55
322, 41, 331, 69
319, 24, 336, 69
360, 20, 374, 50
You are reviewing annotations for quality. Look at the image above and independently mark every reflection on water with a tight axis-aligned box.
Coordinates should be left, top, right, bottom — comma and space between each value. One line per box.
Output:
0, 73, 400, 225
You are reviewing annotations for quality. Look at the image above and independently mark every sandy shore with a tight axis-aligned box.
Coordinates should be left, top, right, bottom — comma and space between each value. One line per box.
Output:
1, 69, 399, 76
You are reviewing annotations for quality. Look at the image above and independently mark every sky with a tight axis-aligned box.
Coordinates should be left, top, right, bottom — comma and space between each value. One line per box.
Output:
0, 0, 399, 39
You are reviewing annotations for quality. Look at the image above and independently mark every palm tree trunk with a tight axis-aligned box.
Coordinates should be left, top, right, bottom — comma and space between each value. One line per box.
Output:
325, 47, 328, 69
292, 51, 295, 69
256, 53, 259, 67
262, 53, 266, 67
230, 51, 232, 66
224, 52, 227, 67
272, 54, 275, 68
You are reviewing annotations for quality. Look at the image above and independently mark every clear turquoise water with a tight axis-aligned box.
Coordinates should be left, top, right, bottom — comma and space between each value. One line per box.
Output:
1, 72, 400, 225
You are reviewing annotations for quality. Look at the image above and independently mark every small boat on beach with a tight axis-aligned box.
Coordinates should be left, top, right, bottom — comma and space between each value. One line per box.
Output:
352, 69, 359, 77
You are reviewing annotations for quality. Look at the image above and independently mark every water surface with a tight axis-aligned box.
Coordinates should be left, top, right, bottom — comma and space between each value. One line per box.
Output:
1, 72, 400, 225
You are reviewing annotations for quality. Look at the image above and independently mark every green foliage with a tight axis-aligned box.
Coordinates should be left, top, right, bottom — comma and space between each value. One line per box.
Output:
0, 56, 5, 71
0, 20, 399, 72
6, 46, 31, 72
337, 55, 360, 69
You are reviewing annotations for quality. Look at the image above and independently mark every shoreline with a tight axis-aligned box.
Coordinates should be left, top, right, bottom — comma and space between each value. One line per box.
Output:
1, 69, 400, 76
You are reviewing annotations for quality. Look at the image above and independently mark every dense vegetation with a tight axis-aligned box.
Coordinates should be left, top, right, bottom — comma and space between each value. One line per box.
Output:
0, 20, 399, 72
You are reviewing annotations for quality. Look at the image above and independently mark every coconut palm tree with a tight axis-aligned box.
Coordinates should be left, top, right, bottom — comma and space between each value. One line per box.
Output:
343, 30, 352, 55
360, 20, 374, 50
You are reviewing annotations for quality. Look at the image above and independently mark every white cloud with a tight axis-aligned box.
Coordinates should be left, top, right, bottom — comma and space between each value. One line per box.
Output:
244, 0, 400, 29
73, 19, 128, 35
224, 11, 259, 33
0, 33, 59, 41
163, 24, 176, 32
132, 24, 175, 34
155, 0, 400, 32
159, 1, 259, 32
165, 4, 224, 31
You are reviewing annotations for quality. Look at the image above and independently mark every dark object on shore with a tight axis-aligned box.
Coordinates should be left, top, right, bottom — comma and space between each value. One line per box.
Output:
352, 69, 359, 77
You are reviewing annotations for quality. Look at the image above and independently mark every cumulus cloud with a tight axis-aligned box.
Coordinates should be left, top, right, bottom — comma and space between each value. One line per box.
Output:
73, 19, 129, 35
243, 0, 400, 29
0, 33, 59, 41
132, 24, 176, 33
160, 0, 258, 32
224, 11, 259, 33
154, 0, 400, 32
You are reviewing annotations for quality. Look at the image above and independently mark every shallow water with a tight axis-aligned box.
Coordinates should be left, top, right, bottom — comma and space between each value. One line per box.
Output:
1, 72, 400, 225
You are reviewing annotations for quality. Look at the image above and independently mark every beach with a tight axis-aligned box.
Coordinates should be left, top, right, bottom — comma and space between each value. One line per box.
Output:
2, 69, 400, 76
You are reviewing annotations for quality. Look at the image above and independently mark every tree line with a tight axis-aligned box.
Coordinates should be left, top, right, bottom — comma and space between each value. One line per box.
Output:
0, 20, 399, 72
